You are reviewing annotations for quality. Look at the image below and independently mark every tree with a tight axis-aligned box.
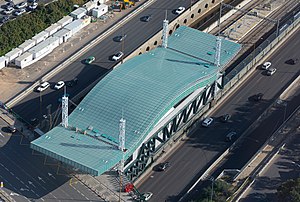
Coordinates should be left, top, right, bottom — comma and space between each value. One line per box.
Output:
196, 180, 232, 202
277, 178, 300, 202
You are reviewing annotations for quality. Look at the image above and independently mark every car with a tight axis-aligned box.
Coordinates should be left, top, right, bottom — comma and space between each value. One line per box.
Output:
226, 131, 237, 142
66, 78, 78, 87
261, 61, 271, 70
220, 114, 231, 123
85, 56, 95, 64
15, 2, 27, 9
8, 125, 17, 133
14, 8, 26, 16
175, 6, 185, 14
286, 58, 298, 65
157, 162, 170, 171
254, 93, 264, 101
54, 81, 65, 90
266, 67, 276, 76
4, 2, 14, 9
142, 15, 152, 22
112, 51, 124, 61
202, 117, 213, 127
141, 192, 153, 201
0, 16, 9, 23
36, 81, 50, 92
28, 2, 38, 10
30, 117, 39, 127
115, 34, 127, 42
3, 7, 14, 15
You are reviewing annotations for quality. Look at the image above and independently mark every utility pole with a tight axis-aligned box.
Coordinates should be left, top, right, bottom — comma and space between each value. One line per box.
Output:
209, 177, 214, 202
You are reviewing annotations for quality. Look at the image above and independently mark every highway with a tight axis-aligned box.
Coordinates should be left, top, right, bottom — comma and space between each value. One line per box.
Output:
137, 29, 300, 201
240, 114, 300, 202
12, 0, 195, 122
0, 118, 101, 202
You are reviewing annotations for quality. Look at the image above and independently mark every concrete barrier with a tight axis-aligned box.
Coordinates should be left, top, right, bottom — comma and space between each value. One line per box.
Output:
5, 0, 158, 108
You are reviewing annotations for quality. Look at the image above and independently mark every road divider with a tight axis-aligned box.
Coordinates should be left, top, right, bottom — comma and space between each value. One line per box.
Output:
5, 0, 157, 108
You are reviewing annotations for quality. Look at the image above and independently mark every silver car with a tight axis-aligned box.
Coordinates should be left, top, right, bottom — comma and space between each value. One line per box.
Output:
266, 67, 276, 76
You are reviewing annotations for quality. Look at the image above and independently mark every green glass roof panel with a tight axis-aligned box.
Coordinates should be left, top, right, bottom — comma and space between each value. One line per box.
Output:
31, 26, 241, 176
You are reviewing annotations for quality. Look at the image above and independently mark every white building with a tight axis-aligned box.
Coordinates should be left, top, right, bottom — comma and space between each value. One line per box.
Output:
15, 52, 33, 69
83, 1, 98, 13
19, 39, 36, 53
5, 48, 22, 63
45, 23, 62, 36
99, 0, 109, 3
29, 37, 59, 60
0, 56, 8, 69
57, 16, 73, 27
92, 4, 108, 18
70, 7, 87, 19
32, 31, 49, 44
64, 19, 83, 36
53, 28, 72, 44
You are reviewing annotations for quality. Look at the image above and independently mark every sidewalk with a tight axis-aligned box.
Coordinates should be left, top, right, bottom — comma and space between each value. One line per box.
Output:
0, 0, 147, 103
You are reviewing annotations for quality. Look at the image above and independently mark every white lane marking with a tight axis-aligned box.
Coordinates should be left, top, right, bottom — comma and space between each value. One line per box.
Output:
38, 176, 46, 183
71, 184, 90, 201
10, 171, 14, 176
0, 132, 4, 137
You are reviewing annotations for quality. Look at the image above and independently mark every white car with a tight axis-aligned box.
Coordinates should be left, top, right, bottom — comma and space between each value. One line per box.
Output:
141, 192, 153, 201
261, 61, 271, 70
3, 7, 14, 15
15, 2, 27, 9
202, 117, 214, 127
28, 2, 38, 10
175, 7, 185, 14
36, 82, 50, 92
54, 81, 65, 90
266, 67, 276, 76
112, 51, 124, 61
14, 9, 26, 16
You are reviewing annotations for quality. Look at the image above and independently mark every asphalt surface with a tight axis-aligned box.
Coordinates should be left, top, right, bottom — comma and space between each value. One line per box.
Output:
241, 125, 300, 202
137, 28, 300, 201
12, 0, 194, 122
0, 118, 101, 202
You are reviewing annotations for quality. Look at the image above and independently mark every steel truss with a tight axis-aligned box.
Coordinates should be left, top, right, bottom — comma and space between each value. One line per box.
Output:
125, 78, 223, 181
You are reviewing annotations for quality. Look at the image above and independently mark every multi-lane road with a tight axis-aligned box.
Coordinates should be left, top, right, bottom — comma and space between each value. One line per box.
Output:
12, 0, 195, 121
137, 28, 300, 201
0, 117, 101, 202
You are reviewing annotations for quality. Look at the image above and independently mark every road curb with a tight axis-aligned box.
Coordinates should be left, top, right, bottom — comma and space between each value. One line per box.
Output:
5, 0, 157, 108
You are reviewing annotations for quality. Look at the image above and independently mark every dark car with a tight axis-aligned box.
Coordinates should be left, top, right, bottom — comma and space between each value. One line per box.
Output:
4, 2, 14, 9
286, 58, 298, 65
0, 16, 9, 23
115, 34, 127, 42
8, 125, 17, 133
30, 117, 39, 127
226, 131, 237, 142
157, 162, 170, 171
254, 93, 263, 101
141, 15, 151, 22
220, 114, 231, 122
66, 78, 78, 87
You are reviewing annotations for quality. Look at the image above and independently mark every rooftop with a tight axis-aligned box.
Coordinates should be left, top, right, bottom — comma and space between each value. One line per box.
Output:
31, 26, 241, 176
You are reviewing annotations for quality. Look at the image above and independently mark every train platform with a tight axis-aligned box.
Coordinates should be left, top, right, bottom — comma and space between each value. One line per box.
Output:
221, 0, 282, 42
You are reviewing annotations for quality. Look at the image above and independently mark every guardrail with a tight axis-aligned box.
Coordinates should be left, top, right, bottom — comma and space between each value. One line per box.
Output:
178, 8, 300, 202
5, 0, 157, 108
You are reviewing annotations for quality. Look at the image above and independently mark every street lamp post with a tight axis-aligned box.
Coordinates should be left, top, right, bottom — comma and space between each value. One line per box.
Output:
209, 177, 215, 202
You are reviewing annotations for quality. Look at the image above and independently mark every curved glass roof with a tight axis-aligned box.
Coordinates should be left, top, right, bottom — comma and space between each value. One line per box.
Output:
31, 26, 241, 175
